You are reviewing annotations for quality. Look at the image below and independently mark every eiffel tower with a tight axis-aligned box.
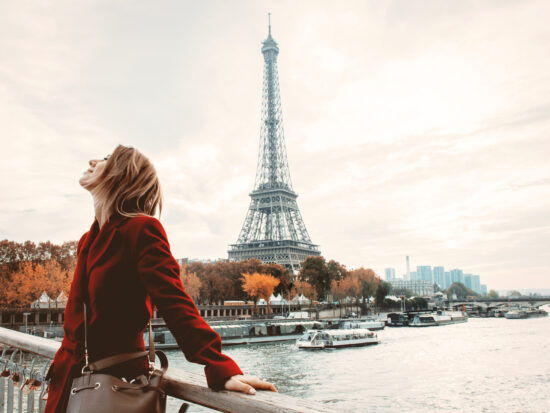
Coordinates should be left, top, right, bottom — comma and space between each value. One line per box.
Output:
228, 16, 320, 271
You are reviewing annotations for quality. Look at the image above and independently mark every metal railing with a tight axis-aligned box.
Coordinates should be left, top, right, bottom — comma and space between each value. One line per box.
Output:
0, 326, 334, 413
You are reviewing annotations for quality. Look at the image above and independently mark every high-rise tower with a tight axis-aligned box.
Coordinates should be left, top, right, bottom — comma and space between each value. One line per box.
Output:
228, 17, 320, 271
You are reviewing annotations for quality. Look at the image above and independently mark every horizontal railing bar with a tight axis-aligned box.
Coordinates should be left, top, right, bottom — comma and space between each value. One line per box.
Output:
0, 327, 335, 413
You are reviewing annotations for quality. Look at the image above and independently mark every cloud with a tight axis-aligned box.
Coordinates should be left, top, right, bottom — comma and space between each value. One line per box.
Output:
0, 0, 549, 291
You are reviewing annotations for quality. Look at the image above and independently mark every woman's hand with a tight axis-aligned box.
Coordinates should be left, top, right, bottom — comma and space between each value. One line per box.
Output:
224, 374, 277, 395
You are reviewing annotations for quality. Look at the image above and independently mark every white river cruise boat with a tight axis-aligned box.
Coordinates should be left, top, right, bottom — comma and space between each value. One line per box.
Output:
296, 329, 380, 349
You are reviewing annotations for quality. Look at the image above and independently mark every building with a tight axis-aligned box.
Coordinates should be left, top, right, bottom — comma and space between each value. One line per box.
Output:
410, 271, 418, 281
464, 274, 473, 289
472, 275, 481, 294
228, 19, 320, 270
444, 272, 451, 289
390, 280, 435, 297
450, 269, 464, 284
481, 284, 488, 295
406, 256, 411, 281
385, 268, 396, 281
417, 266, 433, 283
433, 266, 445, 288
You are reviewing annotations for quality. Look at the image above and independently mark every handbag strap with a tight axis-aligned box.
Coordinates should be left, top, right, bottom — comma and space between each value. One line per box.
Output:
82, 302, 157, 371
88, 351, 148, 372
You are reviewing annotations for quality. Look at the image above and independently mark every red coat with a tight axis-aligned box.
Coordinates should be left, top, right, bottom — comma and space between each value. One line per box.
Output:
45, 214, 242, 412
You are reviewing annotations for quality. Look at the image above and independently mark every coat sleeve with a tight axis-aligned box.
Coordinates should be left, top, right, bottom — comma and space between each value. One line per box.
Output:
135, 217, 242, 388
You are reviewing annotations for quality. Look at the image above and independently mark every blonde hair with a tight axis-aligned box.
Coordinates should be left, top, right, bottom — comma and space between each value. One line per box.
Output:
89, 145, 163, 223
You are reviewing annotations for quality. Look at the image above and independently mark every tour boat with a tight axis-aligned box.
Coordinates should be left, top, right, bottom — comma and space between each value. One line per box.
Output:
410, 311, 468, 327
339, 319, 385, 331
296, 329, 380, 349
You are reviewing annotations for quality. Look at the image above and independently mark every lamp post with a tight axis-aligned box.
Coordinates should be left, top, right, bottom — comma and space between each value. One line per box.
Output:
23, 312, 31, 334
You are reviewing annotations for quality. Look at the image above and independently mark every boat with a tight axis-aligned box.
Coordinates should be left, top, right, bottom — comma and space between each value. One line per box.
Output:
386, 312, 409, 327
338, 319, 385, 331
505, 308, 548, 319
296, 328, 380, 349
410, 314, 438, 327
410, 311, 468, 327
146, 320, 324, 348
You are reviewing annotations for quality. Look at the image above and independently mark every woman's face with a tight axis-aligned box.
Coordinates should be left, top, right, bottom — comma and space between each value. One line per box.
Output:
79, 155, 109, 189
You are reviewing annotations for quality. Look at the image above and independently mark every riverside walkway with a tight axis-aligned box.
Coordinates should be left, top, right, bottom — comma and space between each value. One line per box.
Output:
0, 326, 334, 413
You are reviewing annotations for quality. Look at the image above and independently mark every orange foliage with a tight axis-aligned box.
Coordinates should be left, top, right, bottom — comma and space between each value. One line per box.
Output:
4, 259, 73, 308
330, 275, 361, 300
240, 272, 280, 304
291, 280, 317, 301
180, 268, 202, 302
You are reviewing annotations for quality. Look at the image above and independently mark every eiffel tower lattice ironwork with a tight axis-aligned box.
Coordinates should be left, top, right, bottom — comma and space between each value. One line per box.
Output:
228, 17, 320, 271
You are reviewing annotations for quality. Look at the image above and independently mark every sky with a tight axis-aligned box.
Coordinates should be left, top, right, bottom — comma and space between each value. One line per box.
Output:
1, 0, 549, 291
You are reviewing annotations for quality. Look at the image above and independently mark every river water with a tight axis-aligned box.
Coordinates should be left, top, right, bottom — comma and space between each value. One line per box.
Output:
166, 306, 550, 412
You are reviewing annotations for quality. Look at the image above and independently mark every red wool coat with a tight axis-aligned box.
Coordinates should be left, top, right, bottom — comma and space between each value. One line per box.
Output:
45, 214, 242, 412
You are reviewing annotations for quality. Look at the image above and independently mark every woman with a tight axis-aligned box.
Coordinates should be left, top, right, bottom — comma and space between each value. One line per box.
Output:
45, 145, 276, 412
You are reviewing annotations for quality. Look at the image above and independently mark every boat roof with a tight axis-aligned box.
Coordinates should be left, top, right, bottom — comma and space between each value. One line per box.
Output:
305, 328, 373, 335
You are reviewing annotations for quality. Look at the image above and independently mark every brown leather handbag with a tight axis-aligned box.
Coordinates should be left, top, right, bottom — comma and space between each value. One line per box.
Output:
66, 304, 168, 413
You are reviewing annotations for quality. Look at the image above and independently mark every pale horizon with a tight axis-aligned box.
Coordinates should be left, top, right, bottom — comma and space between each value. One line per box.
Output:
1, 1, 549, 291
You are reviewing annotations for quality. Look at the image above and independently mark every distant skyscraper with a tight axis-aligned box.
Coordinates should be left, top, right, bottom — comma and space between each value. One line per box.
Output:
433, 266, 445, 288
472, 275, 481, 294
450, 269, 464, 284
385, 268, 396, 281
406, 256, 411, 281
410, 271, 418, 281
417, 266, 433, 283
464, 274, 473, 289
481, 284, 487, 295
444, 272, 451, 289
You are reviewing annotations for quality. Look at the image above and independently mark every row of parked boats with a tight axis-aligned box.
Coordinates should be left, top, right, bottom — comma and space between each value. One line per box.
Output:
148, 306, 547, 351
386, 310, 468, 327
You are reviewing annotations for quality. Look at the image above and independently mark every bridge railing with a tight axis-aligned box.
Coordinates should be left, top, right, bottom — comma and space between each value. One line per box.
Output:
0, 326, 334, 413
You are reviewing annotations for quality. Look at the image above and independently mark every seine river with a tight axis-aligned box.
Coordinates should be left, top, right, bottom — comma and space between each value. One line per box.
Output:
166, 305, 550, 412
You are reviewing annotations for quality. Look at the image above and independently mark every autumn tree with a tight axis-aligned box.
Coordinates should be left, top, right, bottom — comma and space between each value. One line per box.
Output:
4, 260, 73, 308
180, 268, 202, 302
349, 267, 380, 303
330, 275, 360, 316
299, 256, 348, 300
241, 272, 280, 314
180, 259, 290, 304
291, 280, 317, 301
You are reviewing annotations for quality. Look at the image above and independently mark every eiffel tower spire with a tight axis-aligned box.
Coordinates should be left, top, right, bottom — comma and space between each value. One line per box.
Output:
228, 17, 320, 271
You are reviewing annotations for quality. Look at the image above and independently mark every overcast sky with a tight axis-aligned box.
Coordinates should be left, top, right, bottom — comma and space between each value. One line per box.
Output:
1, 1, 549, 291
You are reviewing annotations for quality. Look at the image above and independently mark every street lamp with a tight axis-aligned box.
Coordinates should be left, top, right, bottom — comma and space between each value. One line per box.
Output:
23, 312, 31, 334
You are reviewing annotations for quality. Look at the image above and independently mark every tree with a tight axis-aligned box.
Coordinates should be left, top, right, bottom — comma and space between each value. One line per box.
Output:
375, 281, 391, 308
4, 260, 72, 308
446, 282, 479, 299
291, 280, 317, 301
180, 268, 202, 302
241, 272, 280, 314
488, 290, 499, 299
299, 256, 329, 300
350, 267, 379, 303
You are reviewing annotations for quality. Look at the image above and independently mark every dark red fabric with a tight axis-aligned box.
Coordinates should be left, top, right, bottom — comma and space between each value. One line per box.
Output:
44, 214, 242, 412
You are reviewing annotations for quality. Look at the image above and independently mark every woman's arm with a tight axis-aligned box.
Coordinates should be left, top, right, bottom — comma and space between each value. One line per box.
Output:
134, 217, 275, 393
135, 217, 241, 388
